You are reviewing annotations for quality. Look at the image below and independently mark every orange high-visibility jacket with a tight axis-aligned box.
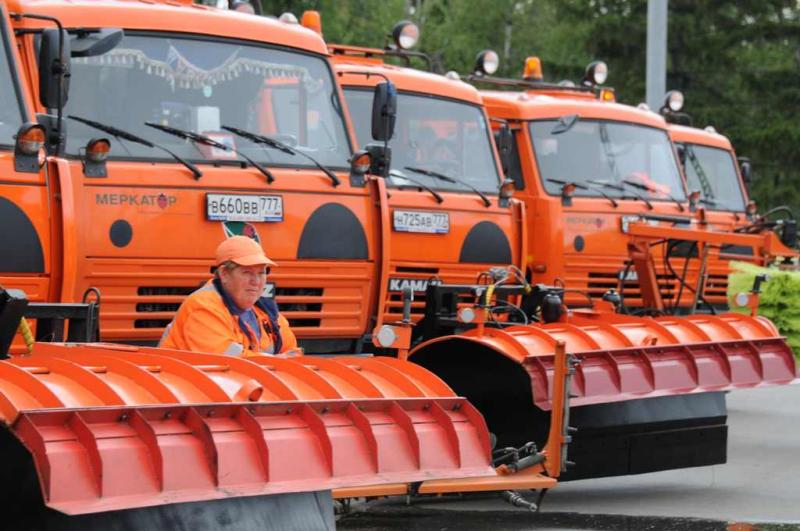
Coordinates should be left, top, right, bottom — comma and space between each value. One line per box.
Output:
160, 279, 297, 356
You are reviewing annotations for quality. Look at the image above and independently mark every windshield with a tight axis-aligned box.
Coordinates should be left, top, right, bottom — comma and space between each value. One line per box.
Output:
64, 33, 351, 167
344, 89, 501, 194
530, 119, 686, 201
680, 143, 746, 211
0, 24, 24, 145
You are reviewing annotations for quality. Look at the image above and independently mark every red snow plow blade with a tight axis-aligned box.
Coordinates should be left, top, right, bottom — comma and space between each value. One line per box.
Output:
409, 310, 797, 479
0, 343, 492, 515
524, 312, 798, 409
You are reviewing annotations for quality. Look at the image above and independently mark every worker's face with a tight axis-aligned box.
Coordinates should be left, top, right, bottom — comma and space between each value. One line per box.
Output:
219, 263, 268, 310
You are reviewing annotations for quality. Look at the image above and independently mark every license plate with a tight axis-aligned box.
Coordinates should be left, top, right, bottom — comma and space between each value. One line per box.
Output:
206, 193, 283, 222
392, 210, 449, 234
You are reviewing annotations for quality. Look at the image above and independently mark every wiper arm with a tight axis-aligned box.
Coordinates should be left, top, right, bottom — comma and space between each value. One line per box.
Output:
404, 166, 491, 207
221, 125, 340, 187
388, 170, 443, 204
700, 197, 718, 207
618, 179, 655, 210
622, 178, 685, 211
582, 179, 622, 208
68, 115, 202, 179
145, 122, 274, 184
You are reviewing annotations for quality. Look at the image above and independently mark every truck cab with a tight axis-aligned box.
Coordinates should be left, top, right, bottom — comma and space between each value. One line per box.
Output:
480, 59, 696, 310
4, 0, 384, 352
329, 23, 525, 326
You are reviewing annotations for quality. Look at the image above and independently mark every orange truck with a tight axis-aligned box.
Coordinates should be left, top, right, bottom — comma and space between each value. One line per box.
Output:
3, 0, 396, 354
669, 121, 797, 265
328, 21, 525, 330
476, 58, 797, 313
0, 0, 513, 526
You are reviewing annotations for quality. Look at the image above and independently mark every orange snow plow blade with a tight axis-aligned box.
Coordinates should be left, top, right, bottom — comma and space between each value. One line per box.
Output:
410, 308, 797, 479
414, 311, 797, 411
0, 343, 493, 515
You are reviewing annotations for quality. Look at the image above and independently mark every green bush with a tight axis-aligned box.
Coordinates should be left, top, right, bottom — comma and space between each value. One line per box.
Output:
728, 261, 800, 358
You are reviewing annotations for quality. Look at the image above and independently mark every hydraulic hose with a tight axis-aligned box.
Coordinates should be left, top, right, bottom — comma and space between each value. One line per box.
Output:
18, 318, 34, 354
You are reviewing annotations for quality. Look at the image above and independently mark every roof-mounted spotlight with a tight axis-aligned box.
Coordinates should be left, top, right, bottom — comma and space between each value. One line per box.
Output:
229, 0, 256, 14
474, 50, 499, 76
391, 20, 419, 50
582, 60, 608, 86
279, 12, 299, 24
661, 90, 684, 113
704, 125, 717, 134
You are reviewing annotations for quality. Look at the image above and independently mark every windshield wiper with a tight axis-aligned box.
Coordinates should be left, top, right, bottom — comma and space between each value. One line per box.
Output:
221, 125, 340, 187
622, 179, 685, 211
144, 122, 274, 184
388, 170, 443, 203
581, 179, 622, 208
404, 166, 491, 207
68, 115, 202, 179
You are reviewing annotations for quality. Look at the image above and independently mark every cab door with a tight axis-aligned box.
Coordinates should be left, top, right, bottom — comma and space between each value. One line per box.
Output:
0, 3, 53, 304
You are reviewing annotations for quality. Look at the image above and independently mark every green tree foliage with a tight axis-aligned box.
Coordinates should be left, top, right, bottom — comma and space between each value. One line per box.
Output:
254, 1, 798, 213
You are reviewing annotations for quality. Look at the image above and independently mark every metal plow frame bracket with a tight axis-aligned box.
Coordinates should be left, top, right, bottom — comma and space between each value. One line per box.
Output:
12, 398, 492, 515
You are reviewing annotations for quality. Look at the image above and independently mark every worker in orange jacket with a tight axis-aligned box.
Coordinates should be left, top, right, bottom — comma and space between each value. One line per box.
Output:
160, 236, 298, 356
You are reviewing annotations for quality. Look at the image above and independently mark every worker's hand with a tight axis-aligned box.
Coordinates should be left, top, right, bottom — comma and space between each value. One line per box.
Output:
275, 347, 303, 358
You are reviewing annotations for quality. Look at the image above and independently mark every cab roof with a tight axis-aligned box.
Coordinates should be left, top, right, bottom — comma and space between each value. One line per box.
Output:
668, 124, 733, 151
9, 0, 329, 55
481, 89, 669, 130
332, 49, 483, 105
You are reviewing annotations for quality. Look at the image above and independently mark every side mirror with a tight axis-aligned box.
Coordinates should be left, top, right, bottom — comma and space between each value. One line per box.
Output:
494, 124, 513, 175
371, 81, 397, 142
39, 28, 71, 109
676, 143, 686, 168
738, 156, 752, 190
70, 28, 124, 58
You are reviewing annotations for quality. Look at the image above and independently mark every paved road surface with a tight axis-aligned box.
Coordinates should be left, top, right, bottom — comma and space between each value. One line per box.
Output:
340, 383, 800, 528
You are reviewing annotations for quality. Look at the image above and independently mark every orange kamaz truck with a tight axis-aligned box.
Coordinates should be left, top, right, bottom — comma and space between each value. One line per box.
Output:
327, 21, 525, 329
477, 58, 796, 313
4, 0, 394, 353
669, 121, 797, 264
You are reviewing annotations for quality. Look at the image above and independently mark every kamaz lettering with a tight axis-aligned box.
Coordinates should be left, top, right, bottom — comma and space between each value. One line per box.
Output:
388, 278, 430, 292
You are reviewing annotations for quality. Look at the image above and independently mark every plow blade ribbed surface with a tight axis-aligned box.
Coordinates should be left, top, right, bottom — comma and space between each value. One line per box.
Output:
0, 343, 492, 515
524, 336, 796, 409
415, 311, 798, 410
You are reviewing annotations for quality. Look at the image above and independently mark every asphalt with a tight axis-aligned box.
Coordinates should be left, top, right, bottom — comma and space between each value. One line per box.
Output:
338, 382, 800, 529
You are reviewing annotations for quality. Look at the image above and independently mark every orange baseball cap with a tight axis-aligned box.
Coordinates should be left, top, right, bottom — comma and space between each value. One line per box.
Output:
215, 236, 277, 267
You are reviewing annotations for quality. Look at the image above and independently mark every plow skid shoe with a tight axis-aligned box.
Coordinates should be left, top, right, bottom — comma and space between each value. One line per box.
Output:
0, 343, 492, 515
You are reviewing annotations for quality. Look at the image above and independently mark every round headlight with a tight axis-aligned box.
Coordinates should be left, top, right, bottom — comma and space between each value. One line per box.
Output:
584, 60, 608, 85
392, 21, 419, 50
665, 90, 684, 112
475, 50, 499, 75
